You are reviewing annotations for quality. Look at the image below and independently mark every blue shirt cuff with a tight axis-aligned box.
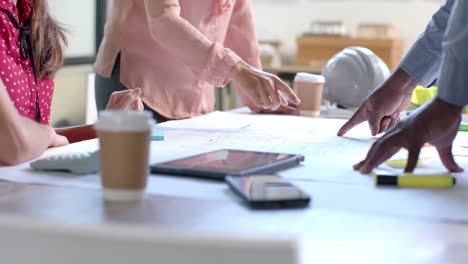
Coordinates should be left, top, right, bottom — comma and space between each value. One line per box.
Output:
437, 52, 468, 107
399, 41, 442, 87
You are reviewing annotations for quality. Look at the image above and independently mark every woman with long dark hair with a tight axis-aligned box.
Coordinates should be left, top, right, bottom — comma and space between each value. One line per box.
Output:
0, 0, 142, 165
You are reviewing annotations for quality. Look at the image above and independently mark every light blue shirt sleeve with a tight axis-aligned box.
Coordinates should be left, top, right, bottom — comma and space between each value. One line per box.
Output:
436, 0, 468, 107
399, 0, 454, 87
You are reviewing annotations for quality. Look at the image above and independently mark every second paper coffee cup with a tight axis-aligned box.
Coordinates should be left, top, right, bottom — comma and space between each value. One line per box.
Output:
94, 111, 154, 202
294, 72, 325, 117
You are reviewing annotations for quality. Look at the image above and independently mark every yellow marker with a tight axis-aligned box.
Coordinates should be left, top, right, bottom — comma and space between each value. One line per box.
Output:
374, 174, 456, 189
385, 159, 424, 169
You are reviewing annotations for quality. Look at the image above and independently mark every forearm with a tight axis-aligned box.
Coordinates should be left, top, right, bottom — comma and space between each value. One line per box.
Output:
230, 61, 263, 113
144, 0, 240, 86
399, 0, 454, 87
224, 0, 263, 112
55, 125, 96, 144
435, 96, 464, 115
0, 116, 53, 165
436, 0, 468, 107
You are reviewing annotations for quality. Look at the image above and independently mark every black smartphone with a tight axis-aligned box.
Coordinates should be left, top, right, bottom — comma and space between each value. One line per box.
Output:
225, 175, 311, 209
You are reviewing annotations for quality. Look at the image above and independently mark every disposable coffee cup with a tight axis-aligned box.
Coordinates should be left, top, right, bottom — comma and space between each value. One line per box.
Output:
294, 72, 325, 117
94, 111, 154, 202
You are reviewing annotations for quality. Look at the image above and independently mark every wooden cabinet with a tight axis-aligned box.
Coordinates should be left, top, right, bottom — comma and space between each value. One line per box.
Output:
296, 35, 404, 71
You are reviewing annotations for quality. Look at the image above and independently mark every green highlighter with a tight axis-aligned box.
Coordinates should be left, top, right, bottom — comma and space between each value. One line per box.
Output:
460, 123, 468, 132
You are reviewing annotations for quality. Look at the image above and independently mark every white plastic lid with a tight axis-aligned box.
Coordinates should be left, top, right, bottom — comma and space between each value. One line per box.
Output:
94, 111, 155, 132
294, 72, 325, 83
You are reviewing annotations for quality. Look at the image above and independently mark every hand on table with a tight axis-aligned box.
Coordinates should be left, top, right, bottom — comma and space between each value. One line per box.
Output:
229, 61, 301, 111
338, 68, 417, 136
106, 88, 144, 111
354, 97, 464, 174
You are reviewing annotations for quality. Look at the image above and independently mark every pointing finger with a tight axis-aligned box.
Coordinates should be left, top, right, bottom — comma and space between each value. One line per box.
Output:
353, 160, 365, 171
337, 106, 367, 136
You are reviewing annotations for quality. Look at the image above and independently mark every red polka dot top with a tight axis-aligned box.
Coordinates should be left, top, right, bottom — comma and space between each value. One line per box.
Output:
0, 0, 54, 125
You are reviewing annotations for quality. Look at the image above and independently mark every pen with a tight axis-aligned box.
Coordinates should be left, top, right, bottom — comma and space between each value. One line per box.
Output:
374, 174, 456, 189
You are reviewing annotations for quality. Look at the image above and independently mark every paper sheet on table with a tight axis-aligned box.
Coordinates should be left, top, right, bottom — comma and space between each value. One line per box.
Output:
2, 111, 468, 222
158, 111, 252, 131
295, 174, 468, 222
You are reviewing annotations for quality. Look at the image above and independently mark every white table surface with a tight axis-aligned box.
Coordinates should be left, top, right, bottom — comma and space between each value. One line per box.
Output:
1, 111, 468, 264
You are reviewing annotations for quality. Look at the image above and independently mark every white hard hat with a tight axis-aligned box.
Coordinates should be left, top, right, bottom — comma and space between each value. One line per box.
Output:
322, 47, 390, 109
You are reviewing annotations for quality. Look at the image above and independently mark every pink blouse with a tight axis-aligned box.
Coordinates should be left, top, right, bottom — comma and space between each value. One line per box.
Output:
0, 0, 54, 125
95, 0, 261, 119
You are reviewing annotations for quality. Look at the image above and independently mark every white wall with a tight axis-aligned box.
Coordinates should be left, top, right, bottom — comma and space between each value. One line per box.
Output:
252, 0, 443, 55
50, 66, 94, 127
47, 0, 96, 126
49, 0, 443, 57
49, 0, 96, 58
